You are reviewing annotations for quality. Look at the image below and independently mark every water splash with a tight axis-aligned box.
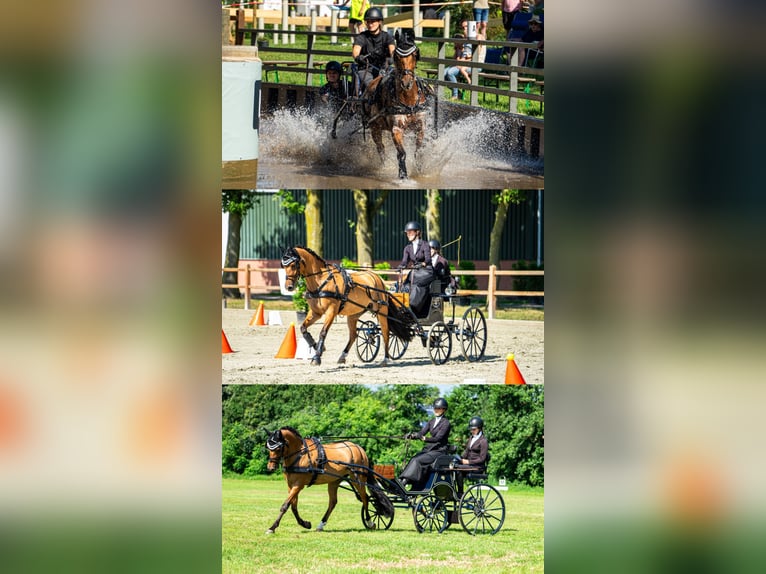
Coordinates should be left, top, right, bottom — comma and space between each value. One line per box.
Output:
259, 106, 541, 184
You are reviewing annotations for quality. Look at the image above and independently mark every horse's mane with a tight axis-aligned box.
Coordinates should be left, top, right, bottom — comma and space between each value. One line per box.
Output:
280, 425, 303, 440
294, 245, 328, 267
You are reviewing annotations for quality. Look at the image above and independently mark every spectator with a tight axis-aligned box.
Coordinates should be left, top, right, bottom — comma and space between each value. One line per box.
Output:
444, 34, 472, 101
340, 0, 370, 37
501, 0, 522, 35
472, 0, 490, 38
519, 14, 544, 68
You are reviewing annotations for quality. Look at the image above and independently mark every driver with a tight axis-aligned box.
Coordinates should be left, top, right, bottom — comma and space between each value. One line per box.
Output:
351, 8, 395, 95
398, 398, 451, 490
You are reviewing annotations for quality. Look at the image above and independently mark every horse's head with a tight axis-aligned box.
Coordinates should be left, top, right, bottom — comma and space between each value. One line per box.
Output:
280, 247, 302, 292
265, 428, 284, 473
394, 28, 420, 92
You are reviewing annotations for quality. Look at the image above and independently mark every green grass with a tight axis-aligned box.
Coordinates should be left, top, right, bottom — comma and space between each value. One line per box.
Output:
222, 476, 544, 573
224, 297, 543, 321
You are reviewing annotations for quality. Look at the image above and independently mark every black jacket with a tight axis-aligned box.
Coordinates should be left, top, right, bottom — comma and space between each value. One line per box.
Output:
413, 417, 451, 452
400, 239, 431, 269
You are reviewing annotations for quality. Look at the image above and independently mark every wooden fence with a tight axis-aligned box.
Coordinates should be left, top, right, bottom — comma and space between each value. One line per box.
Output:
222, 265, 543, 320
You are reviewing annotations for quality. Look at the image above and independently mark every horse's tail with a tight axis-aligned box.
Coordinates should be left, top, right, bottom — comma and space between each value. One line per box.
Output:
366, 469, 395, 518
385, 294, 416, 342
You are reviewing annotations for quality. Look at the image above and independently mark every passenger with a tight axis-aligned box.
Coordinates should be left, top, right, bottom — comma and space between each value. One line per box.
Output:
398, 221, 433, 317
460, 416, 488, 471
455, 416, 489, 496
399, 398, 451, 490
319, 61, 350, 112
428, 239, 457, 293
351, 8, 395, 95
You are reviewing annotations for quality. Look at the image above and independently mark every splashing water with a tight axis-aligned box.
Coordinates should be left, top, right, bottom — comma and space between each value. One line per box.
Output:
259, 106, 542, 186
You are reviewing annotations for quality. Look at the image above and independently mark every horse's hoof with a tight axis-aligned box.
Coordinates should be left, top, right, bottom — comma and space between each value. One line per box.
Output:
316, 520, 327, 532
302, 521, 312, 530
265, 529, 274, 535
337, 358, 346, 364
310, 357, 321, 366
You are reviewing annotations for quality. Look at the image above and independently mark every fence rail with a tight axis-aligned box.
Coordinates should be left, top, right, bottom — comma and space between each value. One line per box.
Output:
222, 265, 543, 319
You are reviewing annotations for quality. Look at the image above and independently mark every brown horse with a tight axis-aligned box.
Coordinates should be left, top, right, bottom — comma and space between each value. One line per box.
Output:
281, 246, 415, 366
264, 426, 394, 533
364, 31, 433, 179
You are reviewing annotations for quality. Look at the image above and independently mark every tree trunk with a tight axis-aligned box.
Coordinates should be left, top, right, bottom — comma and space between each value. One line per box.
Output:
352, 190, 390, 266
305, 190, 323, 256
487, 197, 510, 306
425, 189, 441, 242
352, 190, 373, 267
222, 210, 243, 298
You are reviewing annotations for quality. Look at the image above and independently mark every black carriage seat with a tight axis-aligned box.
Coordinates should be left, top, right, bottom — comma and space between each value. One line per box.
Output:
466, 472, 488, 481
431, 454, 456, 470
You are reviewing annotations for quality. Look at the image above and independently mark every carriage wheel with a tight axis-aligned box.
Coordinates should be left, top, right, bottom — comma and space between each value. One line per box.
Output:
355, 320, 381, 363
413, 495, 449, 533
387, 332, 409, 360
426, 321, 452, 365
458, 484, 505, 535
362, 499, 394, 531
459, 307, 487, 362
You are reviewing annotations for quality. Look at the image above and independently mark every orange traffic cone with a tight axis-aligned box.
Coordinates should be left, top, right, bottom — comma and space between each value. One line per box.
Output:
222, 330, 234, 354
504, 354, 526, 385
249, 302, 266, 326
274, 323, 297, 359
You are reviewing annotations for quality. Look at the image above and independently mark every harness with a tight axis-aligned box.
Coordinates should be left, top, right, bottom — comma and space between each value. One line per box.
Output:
283, 437, 328, 487
305, 264, 354, 314
384, 73, 433, 115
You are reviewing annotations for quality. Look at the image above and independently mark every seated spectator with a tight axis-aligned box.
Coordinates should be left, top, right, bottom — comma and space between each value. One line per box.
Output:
444, 34, 472, 101
519, 15, 544, 68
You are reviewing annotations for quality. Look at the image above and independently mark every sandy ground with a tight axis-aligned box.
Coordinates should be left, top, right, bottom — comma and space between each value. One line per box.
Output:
222, 308, 543, 385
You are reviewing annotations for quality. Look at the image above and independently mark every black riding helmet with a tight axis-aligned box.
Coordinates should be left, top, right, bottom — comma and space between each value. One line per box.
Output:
433, 397, 448, 410
325, 60, 342, 73
428, 239, 441, 250
364, 7, 384, 21
468, 416, 484, 430
404, 221, 420, 233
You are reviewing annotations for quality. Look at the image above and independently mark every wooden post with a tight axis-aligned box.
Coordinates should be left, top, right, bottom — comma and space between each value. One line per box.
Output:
282, 1, 289, 44
443, 10, 450, 38
236, 9, 246, 46
488, 265, 496, 320
330, 10, 338, 44
509, 46, 519, 113
306, 33, 315, 87
245, 264, 252, 310
222, 10, 232, 46
289, 8, 296, 44
413, 0, 421, 38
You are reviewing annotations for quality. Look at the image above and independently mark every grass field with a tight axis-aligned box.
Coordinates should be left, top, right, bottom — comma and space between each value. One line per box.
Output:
223, 476, 544, 573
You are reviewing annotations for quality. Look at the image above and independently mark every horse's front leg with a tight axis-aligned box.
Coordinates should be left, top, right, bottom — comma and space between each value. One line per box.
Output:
300, 307, 322, 351
311, 308, 338, 366
370, 123, 386, 162
377, 314, 392, 366
289, 489, 312, 530
391, 124, 407, 179
338, 315, 360, 364
317, 481, 340, 531
266, 484, 305, 534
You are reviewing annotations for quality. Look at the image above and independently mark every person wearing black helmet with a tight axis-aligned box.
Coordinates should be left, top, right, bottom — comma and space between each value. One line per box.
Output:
398, 398, 451, 489
428, 239, 457, 293
398, 221, 433, 317
460, 416, 488, 470
351, 7, 395, 94
319, 60, 350, 111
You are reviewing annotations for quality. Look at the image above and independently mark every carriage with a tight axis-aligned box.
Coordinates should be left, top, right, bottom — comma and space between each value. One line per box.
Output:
362, 452, 506, 535
354, 275, 488, 365
264, 427, 506, 536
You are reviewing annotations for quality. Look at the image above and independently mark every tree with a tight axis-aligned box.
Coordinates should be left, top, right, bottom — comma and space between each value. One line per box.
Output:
487, 189, 524, 305
351, 190, 390, 266
425, 190, 441, 242
222, 190, 258, 298
275, 190, 324, 255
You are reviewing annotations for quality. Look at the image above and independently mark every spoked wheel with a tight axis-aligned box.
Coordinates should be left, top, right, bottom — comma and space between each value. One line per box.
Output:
387, 332, 409, 360
355, 320, 381, 363
459, 307, 487, 362
458, 484, 505, 535
427, 321, 452, 365
362, 497, 395, 531
413, 495, 449, 533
